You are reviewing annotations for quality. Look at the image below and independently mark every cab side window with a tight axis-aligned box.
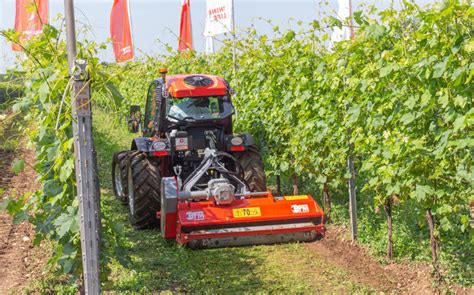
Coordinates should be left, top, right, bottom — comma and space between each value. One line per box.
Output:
144, 82, 160, 132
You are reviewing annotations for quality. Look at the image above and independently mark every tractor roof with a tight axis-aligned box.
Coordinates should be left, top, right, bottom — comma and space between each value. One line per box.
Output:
165, 74, 228, 98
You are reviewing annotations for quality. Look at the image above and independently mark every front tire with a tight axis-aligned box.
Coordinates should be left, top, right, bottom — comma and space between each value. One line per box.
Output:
237, 145, 267, 192
112, 151, 128, 205
127, 151, 161, 229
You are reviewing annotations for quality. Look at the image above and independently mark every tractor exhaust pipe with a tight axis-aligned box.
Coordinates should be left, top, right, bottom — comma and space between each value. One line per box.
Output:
160, 68, 169, 99
160, 67, 168, 84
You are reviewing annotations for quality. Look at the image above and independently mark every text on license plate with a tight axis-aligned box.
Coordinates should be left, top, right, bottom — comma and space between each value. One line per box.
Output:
232, 207, 261, 218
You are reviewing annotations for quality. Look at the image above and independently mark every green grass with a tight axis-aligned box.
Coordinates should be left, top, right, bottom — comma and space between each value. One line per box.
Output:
92, 109, 377, 293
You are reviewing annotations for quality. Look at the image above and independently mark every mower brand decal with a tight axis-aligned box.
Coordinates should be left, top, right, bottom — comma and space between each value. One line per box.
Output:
232, 207, 261, 218
176, 137, 188, 151
291, 204, 310, 214
284, 195, 309, 201
185, 211, 205, 221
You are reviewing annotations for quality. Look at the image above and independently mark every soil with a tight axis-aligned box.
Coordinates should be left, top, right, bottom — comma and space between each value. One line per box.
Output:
0, 148, 45, 294
307, 225, 473, 294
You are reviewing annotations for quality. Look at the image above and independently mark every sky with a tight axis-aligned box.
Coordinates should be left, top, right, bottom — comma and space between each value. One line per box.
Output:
0, 0, 434, 73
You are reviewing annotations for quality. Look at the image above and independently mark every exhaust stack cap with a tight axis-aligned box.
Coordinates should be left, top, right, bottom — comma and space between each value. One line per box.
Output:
160, 68, 168, 95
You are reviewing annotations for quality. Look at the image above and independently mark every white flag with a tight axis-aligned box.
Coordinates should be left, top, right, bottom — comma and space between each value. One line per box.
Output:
203, 0, 233, 37
331, 0, 352, 43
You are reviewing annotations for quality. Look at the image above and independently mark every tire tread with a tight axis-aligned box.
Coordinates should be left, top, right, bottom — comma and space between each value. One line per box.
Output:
128, 151, 161, 229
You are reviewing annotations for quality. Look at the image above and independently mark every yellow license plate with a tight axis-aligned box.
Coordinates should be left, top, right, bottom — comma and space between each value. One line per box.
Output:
284, 195, 309, 201
232, 207, 261, 218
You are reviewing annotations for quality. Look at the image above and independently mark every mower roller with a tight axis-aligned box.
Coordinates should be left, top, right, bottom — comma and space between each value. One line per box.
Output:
112, 69, 325, 248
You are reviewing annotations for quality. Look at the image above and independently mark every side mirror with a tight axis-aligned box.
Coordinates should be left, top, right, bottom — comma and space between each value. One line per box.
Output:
128, 105, 141, 133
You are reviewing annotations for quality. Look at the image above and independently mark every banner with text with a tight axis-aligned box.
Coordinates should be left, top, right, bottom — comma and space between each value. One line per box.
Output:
13, 0, 48, 51
110, 0, 134, 62
203, 0, 232, 37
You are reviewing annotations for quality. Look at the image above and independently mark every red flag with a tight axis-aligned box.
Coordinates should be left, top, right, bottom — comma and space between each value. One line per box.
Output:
178, 0, 193, 51
13, 0, 48, 51
110, 0, 134, 62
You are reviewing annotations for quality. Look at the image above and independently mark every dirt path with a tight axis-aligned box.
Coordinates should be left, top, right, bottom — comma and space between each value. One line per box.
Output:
0, 148, 44, 293
306, 226, 434, 294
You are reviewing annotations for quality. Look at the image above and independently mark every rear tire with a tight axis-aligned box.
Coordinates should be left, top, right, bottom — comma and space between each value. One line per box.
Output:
237, 145, 267, 192
127, 151, 161, 229
112, 151, 128, 205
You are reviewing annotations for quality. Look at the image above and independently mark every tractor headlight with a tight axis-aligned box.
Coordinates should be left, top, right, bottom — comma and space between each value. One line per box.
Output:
152, 141, 167, 150
230, 136, 243, 145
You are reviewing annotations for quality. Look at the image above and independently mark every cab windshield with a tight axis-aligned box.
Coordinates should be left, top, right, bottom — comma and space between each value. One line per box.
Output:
167, 96, 234, 121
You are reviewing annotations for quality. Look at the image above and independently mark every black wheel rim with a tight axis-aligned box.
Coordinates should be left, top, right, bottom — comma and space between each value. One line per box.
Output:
114, 162, 124, 198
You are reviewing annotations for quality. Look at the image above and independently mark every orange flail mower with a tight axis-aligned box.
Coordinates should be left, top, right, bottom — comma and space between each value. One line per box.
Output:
159, 176, 325, 248
112, 69, 325, 248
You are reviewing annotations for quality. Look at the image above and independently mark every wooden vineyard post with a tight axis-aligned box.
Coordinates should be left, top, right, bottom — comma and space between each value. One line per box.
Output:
65, 0, 101, 293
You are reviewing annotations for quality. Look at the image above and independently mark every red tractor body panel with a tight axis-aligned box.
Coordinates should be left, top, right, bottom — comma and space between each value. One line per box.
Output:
166, 74, 228, 98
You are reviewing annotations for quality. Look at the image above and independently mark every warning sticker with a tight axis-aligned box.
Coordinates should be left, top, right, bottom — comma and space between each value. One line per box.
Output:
284, 195, 309, 201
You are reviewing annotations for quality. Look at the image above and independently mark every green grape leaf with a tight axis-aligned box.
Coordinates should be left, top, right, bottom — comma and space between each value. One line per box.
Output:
433, 59, 448, 78
59, 159, 75, 183
415, 184, 433, 202
400, 113, 415, 125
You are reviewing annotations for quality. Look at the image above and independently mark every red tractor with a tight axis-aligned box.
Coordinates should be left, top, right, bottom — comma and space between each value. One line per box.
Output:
112, 69, 325, 248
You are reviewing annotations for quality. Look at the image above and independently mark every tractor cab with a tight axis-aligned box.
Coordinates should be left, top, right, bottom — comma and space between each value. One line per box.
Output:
127, 69, 255, 184
134, 72, 235, 137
